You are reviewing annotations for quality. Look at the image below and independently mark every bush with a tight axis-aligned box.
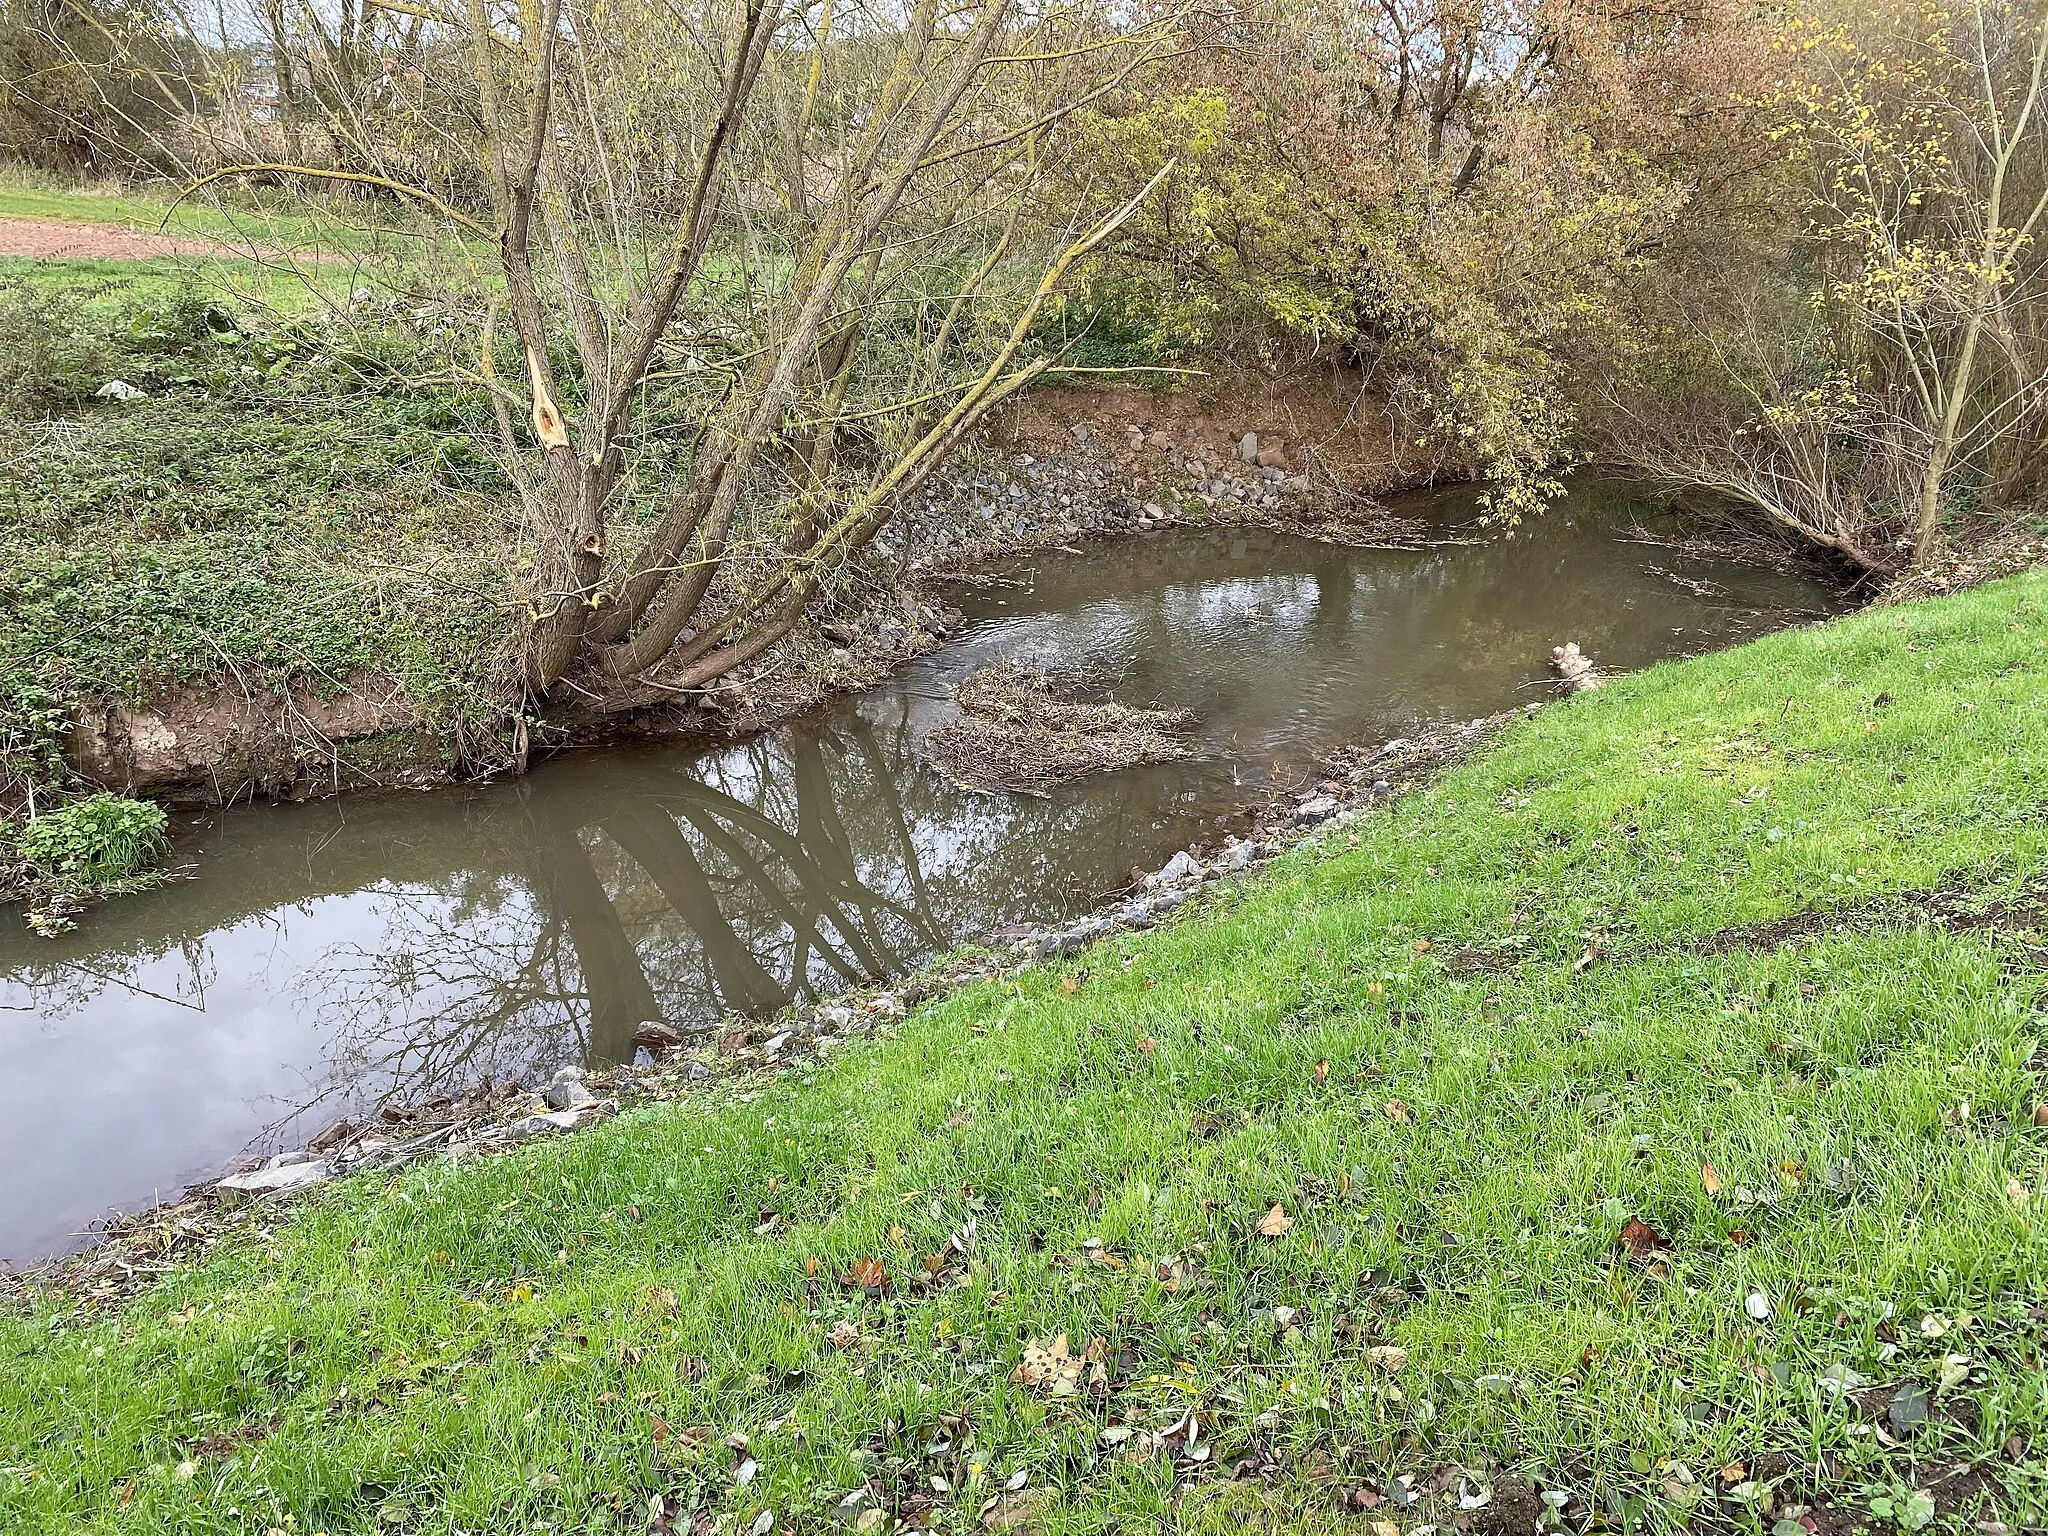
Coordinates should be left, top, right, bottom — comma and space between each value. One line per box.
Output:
7, 791, 167, 883
0, 287, 118, 414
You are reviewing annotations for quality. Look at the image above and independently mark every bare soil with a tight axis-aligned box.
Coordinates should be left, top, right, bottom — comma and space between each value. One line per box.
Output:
997, 361, 1457, 493
0, 215, 254, 261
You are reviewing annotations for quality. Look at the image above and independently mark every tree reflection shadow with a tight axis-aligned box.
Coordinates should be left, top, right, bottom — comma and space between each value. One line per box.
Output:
302, 711, 964, 1108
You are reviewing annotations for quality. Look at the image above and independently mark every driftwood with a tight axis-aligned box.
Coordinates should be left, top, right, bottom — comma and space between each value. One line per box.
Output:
1550, 642, 1603, 694
924, 661, 1199, 794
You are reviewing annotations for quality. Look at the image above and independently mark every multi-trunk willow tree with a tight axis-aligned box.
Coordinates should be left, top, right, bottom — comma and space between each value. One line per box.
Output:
176, 0, 1173, 703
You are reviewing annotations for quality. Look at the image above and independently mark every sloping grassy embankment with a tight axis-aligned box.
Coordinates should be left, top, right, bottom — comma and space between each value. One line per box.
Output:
6, 575, 2048, 1534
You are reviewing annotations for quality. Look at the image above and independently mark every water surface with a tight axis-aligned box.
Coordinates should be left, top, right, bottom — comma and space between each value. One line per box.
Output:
0, 485, 1844, 1261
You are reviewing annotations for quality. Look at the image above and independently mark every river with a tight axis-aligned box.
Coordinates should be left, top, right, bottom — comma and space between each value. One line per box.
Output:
0, 484, 1847, 1263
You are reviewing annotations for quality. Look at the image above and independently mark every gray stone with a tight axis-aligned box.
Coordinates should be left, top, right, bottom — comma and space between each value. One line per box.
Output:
265, 1148, 314, 1169
816, 1004, 854, 1029
1238, 432, 1260, 463
761, 1031, 792, 1056
218, 1159, 332, 1194
545, 1067, 596, 1111
503, 1111, 578, 1142
1150, 850, 1200, 886
1292, 796, 1339, 824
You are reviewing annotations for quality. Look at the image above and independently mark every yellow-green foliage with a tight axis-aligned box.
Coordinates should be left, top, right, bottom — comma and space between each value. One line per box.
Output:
1053, 0, 1782, 522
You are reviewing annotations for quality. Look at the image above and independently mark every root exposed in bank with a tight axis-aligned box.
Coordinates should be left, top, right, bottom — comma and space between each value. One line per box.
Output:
925, 660, 1199, 794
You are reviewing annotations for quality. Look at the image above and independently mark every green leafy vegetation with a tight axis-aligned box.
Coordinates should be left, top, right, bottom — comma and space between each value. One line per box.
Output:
0, 283, 518, 819
5, 791, 166, 881
6, 574, 2047, 1532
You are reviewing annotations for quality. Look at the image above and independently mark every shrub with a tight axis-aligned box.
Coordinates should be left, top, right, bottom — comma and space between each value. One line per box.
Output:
8, 791, 168, 883
0, 287, 118, 414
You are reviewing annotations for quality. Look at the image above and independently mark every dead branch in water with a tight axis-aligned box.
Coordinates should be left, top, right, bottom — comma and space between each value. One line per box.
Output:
925, 660, 1199, 795
1550, 642, 1603, 695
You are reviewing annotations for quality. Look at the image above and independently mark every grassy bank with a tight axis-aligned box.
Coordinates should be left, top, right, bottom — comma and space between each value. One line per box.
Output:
6, 574, 2048, 1533
0, 270, 517, 826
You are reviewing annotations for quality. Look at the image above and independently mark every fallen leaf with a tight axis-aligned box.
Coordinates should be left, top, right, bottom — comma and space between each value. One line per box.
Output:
1314, 1060, 1330, 1084
1010, 1333, 1105, 1397
1255, 1203, 1293, 1238
844, 1257, 889, 1291
1701, 1162, 1722, 1197
2033, 1101, 2048, 1129
1616, 1217, 1668, 1259
981, 1487, 1043, 1532
1383, 1098, 1412, 1125
1367, 1344, 1408, 1373
1137, 1036, 1157, 1054
1888, 1384, 1931, 1437
828, 1319, 859, 1349
1058, 976, 1079, 995
647, 1286, 677, 1313
2007, 1174, 2031, 1207
888, 1224, 909, 1249
651, 1415, 670, 1447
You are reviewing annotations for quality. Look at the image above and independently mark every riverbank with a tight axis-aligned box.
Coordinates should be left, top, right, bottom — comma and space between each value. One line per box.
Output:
6, 571, 2046, 1533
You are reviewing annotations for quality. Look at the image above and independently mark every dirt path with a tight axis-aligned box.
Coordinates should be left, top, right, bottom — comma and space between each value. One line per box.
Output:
0, 216, 253, 261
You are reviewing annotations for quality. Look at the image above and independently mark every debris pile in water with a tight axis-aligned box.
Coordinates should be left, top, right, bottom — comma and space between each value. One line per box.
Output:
924, 660, 1199, 794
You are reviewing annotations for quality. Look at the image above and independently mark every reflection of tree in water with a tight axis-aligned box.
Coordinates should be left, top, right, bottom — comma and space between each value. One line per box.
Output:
299, 707, 1062, 1110
0, 934, 220, 1024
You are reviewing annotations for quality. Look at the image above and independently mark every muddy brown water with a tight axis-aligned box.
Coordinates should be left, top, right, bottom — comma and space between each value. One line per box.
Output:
0, 484, 1847, 1262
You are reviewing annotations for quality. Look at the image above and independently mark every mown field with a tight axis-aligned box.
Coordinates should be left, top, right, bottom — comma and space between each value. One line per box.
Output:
4, 571, 2046, 1534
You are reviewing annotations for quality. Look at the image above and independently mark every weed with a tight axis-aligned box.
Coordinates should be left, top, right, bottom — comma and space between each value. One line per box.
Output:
5, 792, 166, 882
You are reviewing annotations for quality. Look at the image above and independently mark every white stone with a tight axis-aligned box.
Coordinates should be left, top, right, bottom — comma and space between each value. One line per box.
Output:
217, 1159, 332, 1194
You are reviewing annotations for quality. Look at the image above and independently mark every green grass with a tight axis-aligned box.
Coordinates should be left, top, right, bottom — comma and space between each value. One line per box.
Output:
0, 166, 414, 251
0, 167, 453, 313
7, 573, 2048, 1532
0, 174, 224, 236
0, 253, 362, 315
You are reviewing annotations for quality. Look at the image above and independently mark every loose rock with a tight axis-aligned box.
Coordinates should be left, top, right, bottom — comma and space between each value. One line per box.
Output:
217, 1160, 332, 1194
545, 1067, 597, 1111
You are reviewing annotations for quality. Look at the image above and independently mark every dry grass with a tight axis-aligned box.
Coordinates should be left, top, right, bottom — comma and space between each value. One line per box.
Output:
923, 660, 1199, 794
